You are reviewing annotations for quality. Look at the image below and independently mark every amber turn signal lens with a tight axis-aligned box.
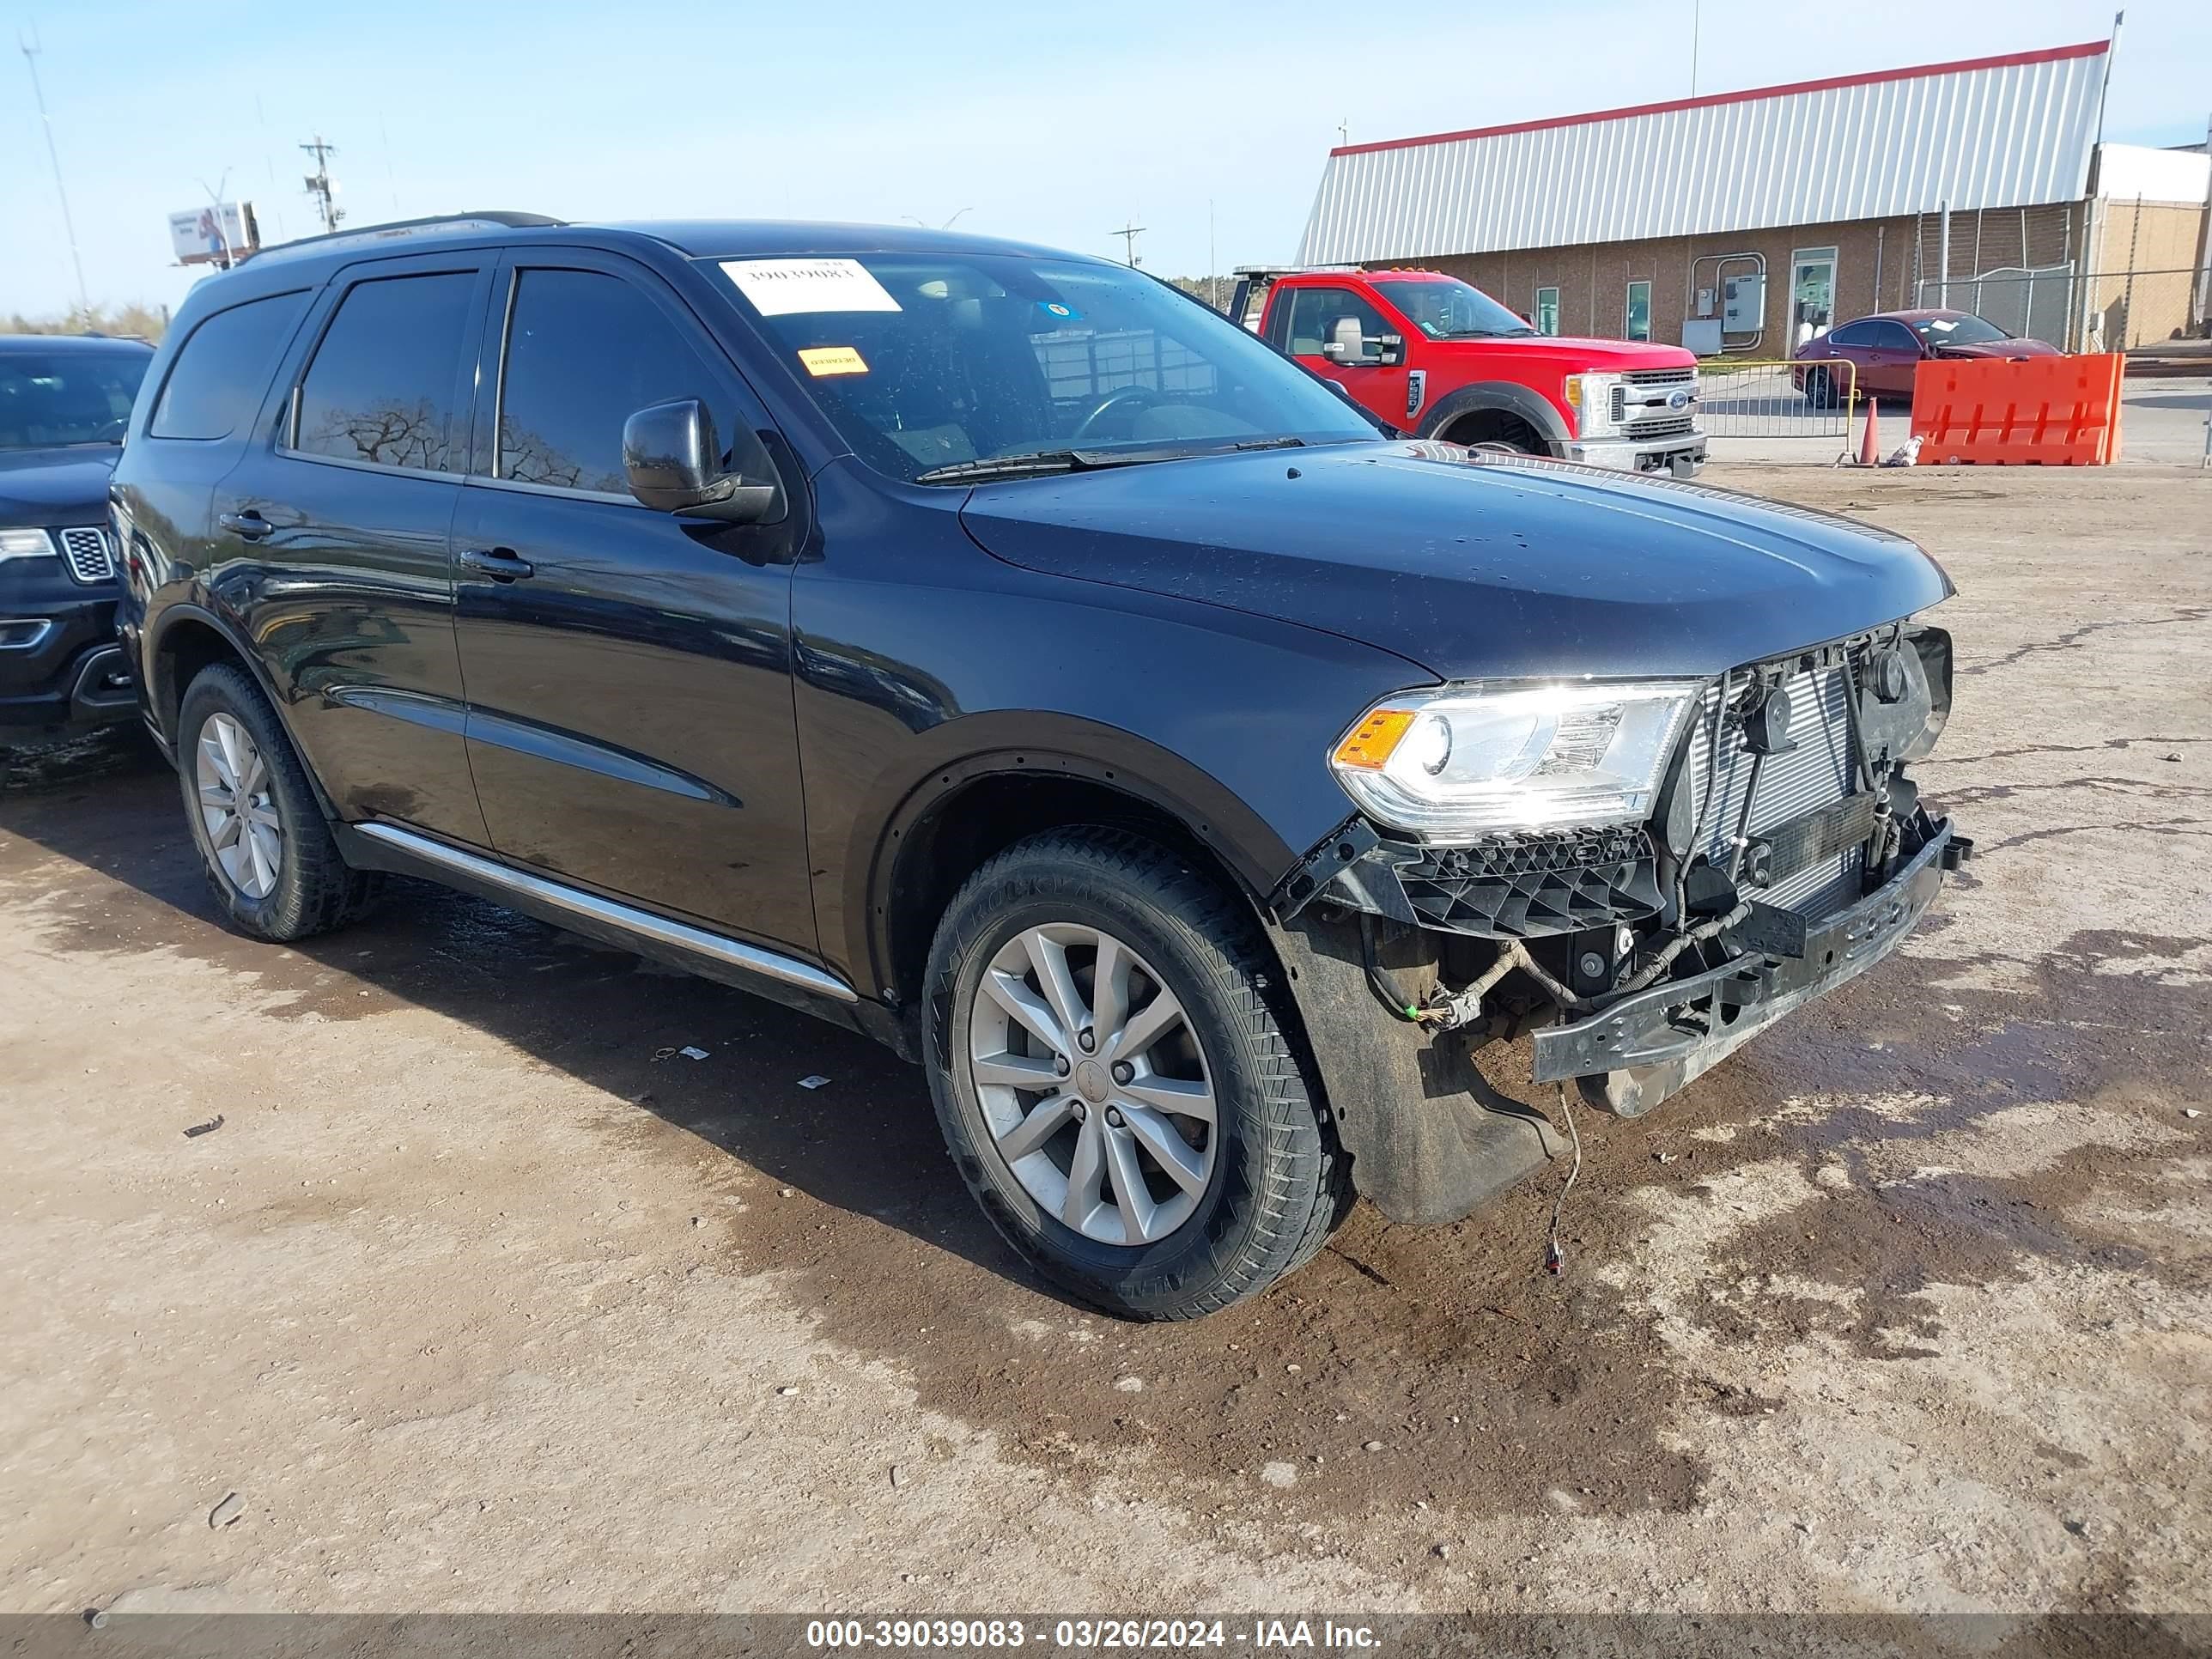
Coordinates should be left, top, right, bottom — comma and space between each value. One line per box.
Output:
1332, 708, 1415, 770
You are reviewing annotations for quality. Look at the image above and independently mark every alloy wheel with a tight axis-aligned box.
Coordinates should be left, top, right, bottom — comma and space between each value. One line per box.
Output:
195, 711, 284, 900
966, 923, 1218, 1246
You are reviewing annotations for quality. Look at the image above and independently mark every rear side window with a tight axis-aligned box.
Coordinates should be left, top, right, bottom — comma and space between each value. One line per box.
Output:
495, 269, 732, 495
149, 291, 309, 441
292, 273, 475, 473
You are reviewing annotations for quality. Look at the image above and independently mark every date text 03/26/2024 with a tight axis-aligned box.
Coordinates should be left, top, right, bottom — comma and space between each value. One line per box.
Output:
805, 1620, 1382, 1650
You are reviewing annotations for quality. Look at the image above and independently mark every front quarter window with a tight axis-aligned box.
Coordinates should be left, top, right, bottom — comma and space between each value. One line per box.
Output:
716, 252, 1379, 483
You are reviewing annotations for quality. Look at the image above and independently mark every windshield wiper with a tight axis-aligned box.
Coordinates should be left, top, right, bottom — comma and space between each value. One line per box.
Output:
915, 434, 1306, 485
1446, 326, 1541, 339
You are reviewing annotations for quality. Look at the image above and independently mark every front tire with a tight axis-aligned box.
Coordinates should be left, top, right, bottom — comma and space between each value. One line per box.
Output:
177, 662, 379, 941
924, 829, 1346, 1321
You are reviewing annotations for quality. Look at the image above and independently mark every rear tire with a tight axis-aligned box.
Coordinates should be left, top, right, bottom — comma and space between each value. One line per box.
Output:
1803, 367, 1838, 410
924, 828, 1347, 1321
176, 662, 379, 941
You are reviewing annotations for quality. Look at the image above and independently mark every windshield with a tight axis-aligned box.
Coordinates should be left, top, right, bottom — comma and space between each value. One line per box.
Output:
1911, 313, 2011, 346
1370, 276, 1535, 339
720, 253, 1380, 483
0, 347, 151, 451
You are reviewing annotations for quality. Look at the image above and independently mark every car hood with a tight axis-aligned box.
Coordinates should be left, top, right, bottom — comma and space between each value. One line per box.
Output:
1424, 336, 1697, 372
0, 444, 122, 522
958, 441, 1953, 681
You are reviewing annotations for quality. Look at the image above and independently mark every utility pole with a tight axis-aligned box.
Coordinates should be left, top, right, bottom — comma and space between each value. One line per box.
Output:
301, 135, 343, 234
1689, 0, 1701, 97
1110, 222, 1146, 267
18, 29, 91, 317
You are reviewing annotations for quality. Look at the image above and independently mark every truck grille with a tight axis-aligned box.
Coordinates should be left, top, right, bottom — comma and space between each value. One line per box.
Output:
1621, 368, 1697, 387
1681, 664, 1863, 915
1624, 413, 1696, 440
56, 526, 115, 585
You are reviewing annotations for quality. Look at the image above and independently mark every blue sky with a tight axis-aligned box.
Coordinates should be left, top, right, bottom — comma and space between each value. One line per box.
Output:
3, 0, 2206, 318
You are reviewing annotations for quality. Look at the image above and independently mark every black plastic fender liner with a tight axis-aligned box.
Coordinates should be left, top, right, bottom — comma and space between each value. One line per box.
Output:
1271, 911, 1565, 1226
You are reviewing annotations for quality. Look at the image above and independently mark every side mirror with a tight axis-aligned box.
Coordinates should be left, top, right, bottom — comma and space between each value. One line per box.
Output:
1376, 332, 1406, 367
1322, 315, 1371, 364
622, 399, 779, 525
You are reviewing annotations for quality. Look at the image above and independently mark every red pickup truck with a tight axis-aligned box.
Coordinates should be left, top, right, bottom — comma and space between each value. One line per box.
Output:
1226, 267, 1706, 477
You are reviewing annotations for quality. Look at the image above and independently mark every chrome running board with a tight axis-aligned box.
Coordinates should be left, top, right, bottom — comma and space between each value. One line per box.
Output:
353, 821, 857, 1004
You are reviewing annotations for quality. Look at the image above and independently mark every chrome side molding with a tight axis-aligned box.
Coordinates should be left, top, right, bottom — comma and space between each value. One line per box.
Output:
354, 821, 858, 1004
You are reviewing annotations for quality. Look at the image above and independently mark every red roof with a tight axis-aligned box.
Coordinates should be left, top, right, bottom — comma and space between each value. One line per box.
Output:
1331, 39, 2111, 159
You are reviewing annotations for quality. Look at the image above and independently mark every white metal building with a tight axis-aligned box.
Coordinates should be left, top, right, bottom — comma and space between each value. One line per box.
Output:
1293, 37, 2211, 352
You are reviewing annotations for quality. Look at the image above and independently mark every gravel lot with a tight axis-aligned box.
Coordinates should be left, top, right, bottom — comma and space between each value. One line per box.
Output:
3, 464, 2208, 1621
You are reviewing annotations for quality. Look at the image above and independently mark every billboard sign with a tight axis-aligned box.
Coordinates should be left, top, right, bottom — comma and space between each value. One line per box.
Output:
168, 202, 259, 265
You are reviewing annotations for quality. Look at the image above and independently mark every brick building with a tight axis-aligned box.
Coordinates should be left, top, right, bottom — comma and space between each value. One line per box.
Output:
1295, 38, 2211, 355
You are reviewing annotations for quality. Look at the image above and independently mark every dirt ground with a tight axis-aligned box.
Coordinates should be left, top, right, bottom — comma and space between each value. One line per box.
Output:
3, 465, 2209, 1621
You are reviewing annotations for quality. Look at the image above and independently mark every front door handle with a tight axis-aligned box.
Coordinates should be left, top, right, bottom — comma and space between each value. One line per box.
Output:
218, 510, 275, 542
459, 547, 534, 582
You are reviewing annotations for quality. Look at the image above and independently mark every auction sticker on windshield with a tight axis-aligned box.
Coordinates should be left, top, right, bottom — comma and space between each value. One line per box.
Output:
798, 346, 869, 377
721, 258, 902, 316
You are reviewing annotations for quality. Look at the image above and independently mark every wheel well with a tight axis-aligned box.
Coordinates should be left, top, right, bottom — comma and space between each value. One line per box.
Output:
882, 773, 1263, 1007
1440, 408, 1547, 453
153, 618, 250, 736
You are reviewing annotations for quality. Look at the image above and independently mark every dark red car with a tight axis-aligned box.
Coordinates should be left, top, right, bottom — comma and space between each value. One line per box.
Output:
1794, 309, 2061, 405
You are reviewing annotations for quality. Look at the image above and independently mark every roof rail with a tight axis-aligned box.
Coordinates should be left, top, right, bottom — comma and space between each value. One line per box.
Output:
258, 210, 566, 259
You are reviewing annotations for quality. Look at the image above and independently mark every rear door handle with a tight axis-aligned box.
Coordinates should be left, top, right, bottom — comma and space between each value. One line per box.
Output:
459, 547, 534, 581
218, 510, 274, 542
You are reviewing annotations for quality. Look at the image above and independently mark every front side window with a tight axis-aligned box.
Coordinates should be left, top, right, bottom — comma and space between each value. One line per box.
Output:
292, 272, 475, 473
1371, 276, 1535, 340
721, 253, 1376, 483
1534, 288, 1560, 337
1625, 281, 1651, 342
149, 292, 309, 441
498, 269, 735, 495
1874, 321, 1926, 351
1, 346, 151, 450
1283, 287, 1391, 358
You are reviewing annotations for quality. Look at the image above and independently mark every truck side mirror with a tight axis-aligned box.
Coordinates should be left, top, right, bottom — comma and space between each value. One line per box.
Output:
1321, 315, 1369, 363
623, 398, 781, 526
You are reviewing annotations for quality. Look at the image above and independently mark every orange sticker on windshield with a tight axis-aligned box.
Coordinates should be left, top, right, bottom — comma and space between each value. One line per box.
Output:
798, 345, 869, 377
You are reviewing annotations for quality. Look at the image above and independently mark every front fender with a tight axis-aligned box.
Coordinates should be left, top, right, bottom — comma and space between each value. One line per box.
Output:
793, 461, 1433, 999
1416, 380, 1572, 451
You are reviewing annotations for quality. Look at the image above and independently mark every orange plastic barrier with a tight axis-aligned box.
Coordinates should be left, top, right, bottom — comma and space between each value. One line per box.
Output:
1909, 353, 2124, 465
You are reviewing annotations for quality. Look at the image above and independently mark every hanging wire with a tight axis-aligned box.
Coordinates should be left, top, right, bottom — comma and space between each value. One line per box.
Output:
1544, 1082, 1583, 1276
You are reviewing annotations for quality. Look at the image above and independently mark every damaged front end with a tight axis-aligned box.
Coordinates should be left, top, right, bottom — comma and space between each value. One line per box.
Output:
1269, 623, 1969, 1225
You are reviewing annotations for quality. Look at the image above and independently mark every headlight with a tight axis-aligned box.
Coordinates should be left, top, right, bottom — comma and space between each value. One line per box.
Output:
1564, 373, 1623, 438
1331, 680, 1701, 839
0, 528, 55, 562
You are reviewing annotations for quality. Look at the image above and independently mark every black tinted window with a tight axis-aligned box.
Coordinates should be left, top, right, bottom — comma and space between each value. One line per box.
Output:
498, 270, 728, 494
293, 273, 474, 472
149, 292, 307, 441
1825, 320, 1875, 346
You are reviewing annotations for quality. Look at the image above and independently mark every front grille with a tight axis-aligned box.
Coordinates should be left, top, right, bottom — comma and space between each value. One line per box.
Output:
1625, 414, 1696, 440
56, 526, 114, 585
1682, 664, 1863, 915
1621, 368, 1697, 387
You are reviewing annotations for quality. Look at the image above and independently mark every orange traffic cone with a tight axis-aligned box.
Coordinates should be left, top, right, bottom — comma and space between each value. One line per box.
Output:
1857, 397, 1881, 466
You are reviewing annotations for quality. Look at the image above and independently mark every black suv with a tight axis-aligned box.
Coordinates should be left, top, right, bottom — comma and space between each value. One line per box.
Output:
2, 333, 153, 743
112, 215, 1966, 1319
